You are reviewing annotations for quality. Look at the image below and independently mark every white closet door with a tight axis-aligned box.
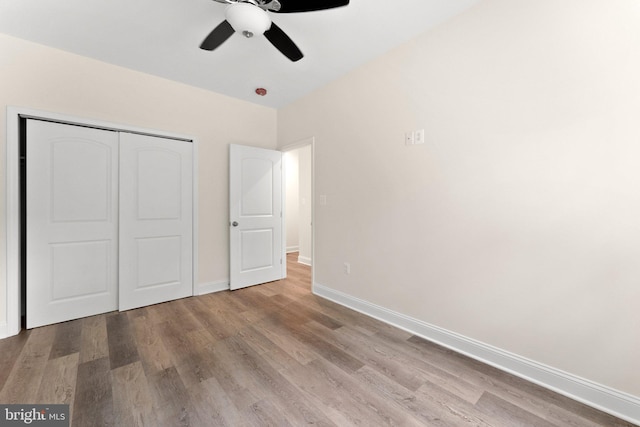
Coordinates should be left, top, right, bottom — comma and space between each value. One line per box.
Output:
26, 120, 119, 328
118, 132, 193, 310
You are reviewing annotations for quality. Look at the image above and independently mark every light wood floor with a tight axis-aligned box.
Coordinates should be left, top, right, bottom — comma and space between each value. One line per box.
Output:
0, 253, 634, 426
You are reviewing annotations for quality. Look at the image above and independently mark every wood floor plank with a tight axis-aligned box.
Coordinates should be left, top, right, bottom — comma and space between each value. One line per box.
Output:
405, 334, 533, 395
138, 303, 167, 325
173, 299, 207, 333
0, 326, 55, 403
299, 293, 389, 337
232, 286, 287, 320
263, 305, 346, 363
283, 357, 426, 426
355, 364, 487, 427
413, 380, 497, 426
147, 366, 202, 427
156, 320, 218, 389
188, 376, 243, 427
205, 339, 262, 411
0, 329, 30, 391
326, 322, 485, 402
180, 296, 240, 341
280, 299, 344, 330
73, 357, 114, 427
252, 282, 280, 297
156, 319, 197, 364
237, 325, 309, 375
111, 361, 157, 427
241, 399, 294, 427
284, 321, 365, 374
203, 289, 251, 315
130, 315, 174, 376
36, 352, 79, 406
252, 316, 319, 365
106, 312, 140, 370
475, 391, 558, 427
49, 318, 82, 360
234, 324, 278, 356
79, 314, 109, 363
305, 321, 426, 392
207, 293, 264, 332
222, 335, 338, 426
173, 330, 219, 389
145, 299, 202, 334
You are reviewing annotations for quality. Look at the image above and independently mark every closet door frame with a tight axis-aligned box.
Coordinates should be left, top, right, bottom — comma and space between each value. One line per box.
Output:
4, 106, 199, 338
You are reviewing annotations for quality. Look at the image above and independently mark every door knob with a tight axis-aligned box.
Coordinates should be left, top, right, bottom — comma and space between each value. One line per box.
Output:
231, 221, 238, 227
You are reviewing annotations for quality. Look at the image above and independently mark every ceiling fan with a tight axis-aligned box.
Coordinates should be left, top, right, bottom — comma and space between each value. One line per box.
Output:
200, 0, 350, 62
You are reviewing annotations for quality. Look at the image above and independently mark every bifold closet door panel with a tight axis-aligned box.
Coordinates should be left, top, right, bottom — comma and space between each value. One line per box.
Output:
118, 132, 193, 310
26, 120, 119, 329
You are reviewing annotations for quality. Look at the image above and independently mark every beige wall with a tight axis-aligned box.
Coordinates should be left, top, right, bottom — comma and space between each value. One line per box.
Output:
0, 34, 277, 328
278, 0, 640, 397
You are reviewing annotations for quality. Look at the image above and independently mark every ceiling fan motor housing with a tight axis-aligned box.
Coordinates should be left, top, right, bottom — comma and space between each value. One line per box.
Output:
201, 0, 349, 61
226, 3, 271, 38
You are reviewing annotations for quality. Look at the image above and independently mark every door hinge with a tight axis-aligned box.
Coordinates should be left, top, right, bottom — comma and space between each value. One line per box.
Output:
280, 258, 283, 264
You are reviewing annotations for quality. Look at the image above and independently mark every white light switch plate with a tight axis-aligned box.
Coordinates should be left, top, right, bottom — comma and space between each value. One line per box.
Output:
405, 132, 414, 145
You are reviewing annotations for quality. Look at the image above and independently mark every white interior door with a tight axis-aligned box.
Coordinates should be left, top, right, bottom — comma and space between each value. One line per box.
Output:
26, 120, 119, 328
118, 132, 193, 310
229, 144, 284, 290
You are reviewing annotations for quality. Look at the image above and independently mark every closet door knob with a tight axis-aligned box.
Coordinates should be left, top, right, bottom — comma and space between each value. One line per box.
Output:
231, 221, 238, 227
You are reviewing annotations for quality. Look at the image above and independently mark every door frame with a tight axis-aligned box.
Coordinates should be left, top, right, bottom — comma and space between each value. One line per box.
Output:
280, 137, 315, 287
3, 106, 199, 338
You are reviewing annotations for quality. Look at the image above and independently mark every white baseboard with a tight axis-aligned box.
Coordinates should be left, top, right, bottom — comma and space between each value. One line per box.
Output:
0, 321, 8, 340
297, 255, 312, 266
286, 246, 299, 253
313, 282, 640, 426
196, 280, 229, 296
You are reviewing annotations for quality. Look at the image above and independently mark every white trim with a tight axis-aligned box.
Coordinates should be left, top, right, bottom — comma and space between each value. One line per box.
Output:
11, 107, 193, 141
0, 321, 8, 339
313, 282, 640, 426
196, 280, 229, 296
280, 150, 287, 280
286, 246, 300, 253
5, 108, 21, 338
297, 255, 312, 266
192, 136, 199, 302
4, 106, 199, 338
280, 139, 314, 152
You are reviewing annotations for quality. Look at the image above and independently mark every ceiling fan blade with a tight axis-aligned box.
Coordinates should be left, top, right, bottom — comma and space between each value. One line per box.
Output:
200, 20, 235, 51
264, 22, 303, 62
273, 0, 349, 13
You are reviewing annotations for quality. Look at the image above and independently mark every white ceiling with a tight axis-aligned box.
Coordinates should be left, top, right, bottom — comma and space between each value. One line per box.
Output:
0, 0, 479, 108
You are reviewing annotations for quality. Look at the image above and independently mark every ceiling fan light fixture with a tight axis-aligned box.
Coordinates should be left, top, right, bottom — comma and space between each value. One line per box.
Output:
226, 3, 271, 38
